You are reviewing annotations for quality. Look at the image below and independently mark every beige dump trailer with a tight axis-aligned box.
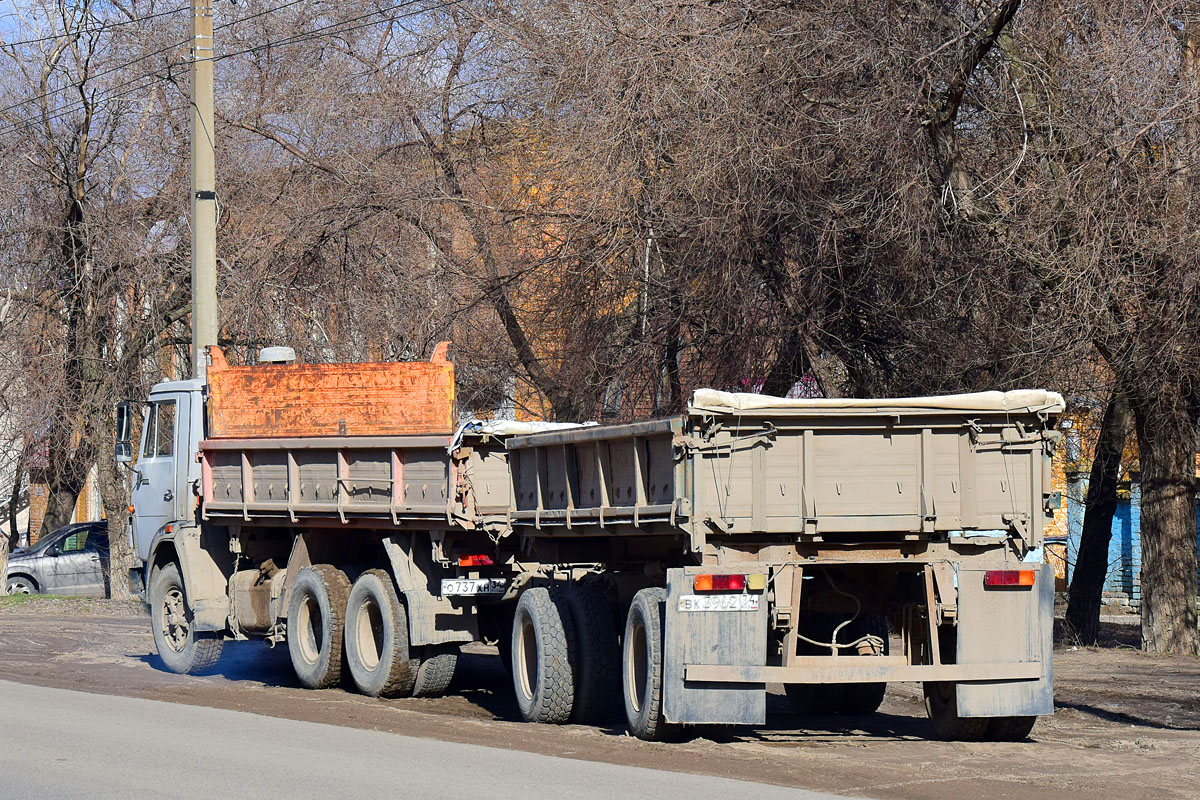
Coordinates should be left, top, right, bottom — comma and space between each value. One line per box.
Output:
499, 388, 1063, 740
121, 354, 1062, 742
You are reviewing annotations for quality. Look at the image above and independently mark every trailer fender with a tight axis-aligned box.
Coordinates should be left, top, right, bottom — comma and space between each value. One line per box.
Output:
381, 534, 476, 647
147, 524, 230, 632
953, 563, 1054, 718
662, 567, 767, 726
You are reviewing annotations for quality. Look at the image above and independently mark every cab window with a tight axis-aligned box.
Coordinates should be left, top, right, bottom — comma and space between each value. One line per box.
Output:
155, 401, 176, 457
141, 400, 177, 459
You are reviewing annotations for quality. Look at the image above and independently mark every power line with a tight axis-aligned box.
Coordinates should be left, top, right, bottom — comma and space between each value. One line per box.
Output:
0, 70, 174, 138
0, 0, 329, 121
215, 0, 311, 31
0, 35, 189, 118
0, 5, 188, 49
0, 0, 466, 137
214, 0, 463, 61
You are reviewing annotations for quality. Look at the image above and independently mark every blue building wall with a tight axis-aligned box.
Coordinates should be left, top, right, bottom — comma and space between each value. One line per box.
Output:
1065, 482, 1200, 600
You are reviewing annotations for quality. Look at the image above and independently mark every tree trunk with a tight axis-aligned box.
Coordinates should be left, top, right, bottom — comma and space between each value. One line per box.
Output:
97, 441, 134, 601
39, 482, 82, 539
1, 461, 21, 592
1064, 390, 1130, 644
1132, 392, 1200, 655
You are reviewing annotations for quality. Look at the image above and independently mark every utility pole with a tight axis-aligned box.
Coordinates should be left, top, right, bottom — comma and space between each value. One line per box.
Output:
190, 0, 218, 379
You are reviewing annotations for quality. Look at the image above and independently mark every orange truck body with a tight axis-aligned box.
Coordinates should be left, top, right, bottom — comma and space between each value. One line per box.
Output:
205, 343, 455, 438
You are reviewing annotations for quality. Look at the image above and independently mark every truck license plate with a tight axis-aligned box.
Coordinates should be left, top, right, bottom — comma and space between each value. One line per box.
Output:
678, 594, 760, 612
441, 578, 506, 596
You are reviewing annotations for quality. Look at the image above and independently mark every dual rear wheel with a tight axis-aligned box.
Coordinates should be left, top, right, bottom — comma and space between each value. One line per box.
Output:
923, 681, 1038, 741
508, 584, 665, 738
510, 584, 622, 725
287, 565, 458, 698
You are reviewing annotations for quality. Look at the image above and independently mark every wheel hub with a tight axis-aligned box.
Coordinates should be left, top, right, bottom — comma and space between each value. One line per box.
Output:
162, 588, 190, 651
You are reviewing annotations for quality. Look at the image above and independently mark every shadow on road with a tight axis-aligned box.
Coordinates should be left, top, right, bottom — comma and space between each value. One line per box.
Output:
138, 639, 301, 686
1053, 700, 1198, 732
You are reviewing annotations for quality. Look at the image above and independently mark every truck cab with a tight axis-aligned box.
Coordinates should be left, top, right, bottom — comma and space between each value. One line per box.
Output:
122, 379, 204, 591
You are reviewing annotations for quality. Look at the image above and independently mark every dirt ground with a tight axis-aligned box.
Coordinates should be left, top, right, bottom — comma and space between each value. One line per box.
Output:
0, 598, 1196, 800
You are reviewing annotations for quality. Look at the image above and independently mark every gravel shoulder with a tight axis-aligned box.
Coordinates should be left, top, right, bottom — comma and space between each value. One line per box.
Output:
0, 598, 1196, 800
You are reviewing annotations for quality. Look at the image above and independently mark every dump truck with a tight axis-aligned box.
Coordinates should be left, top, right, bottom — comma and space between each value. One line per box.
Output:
119, 344, 1063, 741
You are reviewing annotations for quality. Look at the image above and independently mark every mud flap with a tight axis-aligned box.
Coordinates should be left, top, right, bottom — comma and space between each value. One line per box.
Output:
662, 567, 767, 725
955, 563, 1054, 717
381, 534, 477, 647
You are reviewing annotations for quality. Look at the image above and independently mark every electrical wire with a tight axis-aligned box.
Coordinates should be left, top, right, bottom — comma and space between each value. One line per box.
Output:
215, 0, 312, 31
213, 0, 465, 61
0, 0, 466, 137
0, 0, 336, 123
0, 5, 187, 49
0, 0, 465, 137
0, 35, 189, 118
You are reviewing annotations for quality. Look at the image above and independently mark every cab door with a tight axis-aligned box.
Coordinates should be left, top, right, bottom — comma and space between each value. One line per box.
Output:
131, 395, 188, 551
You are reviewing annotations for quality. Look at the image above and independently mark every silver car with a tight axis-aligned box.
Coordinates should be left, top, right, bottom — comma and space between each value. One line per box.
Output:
4, 522, 109, 597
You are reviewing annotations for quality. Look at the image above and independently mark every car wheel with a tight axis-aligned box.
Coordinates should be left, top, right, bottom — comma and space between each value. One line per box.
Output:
5, 576, 36, 595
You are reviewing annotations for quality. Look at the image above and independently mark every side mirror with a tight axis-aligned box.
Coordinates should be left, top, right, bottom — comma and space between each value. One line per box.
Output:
115, 401, 133, 464
46, 545, 60, 557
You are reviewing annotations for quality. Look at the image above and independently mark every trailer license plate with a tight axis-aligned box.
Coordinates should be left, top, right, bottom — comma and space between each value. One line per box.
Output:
441, 578, 506, 596
678, 594, 760, 612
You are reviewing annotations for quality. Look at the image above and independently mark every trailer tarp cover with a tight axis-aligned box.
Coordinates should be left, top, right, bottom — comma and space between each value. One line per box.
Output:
449, 419, 594, 452
689, 389, 1065, 416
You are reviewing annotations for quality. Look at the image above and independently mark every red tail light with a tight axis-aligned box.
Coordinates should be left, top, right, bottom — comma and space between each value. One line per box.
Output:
693, 574, 746, 592
984, 569, 1036, 587
458, 554, 494, 567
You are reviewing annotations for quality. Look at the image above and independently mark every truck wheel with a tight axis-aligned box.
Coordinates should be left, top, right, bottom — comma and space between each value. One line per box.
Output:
987, 716, 1037, 741
512, 587, 576, 723
623, 587, 675, 741
287, 564, 351, 690
411, 644, 459, 698
923, 681, 990, 741
784, 612, 843, 715
839, 613, 890, 715
150, 562, 223, 675
344, 569, 417, 698
784, 682, 845, 715
564, 583, 621, 724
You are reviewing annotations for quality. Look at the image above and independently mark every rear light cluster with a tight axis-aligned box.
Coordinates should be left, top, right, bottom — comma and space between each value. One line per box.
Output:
984, 569, 1036, 587
693, 573, 767, 592
458, 554, 494, 567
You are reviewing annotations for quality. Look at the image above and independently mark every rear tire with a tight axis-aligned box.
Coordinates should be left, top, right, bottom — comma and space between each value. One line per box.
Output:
411, 644, 459, 698
150, 562, 223, 675
987, 715, 1038, 741
839, 613, 890, 715
622, 587, 675, 741
923, 681, 990, 741
784, 612, 844, 715
564, 583, 621, 724
287, 564, 351, 690
344, 569, 416, 697
512, 587, 576, 723
784, 683, 845, 715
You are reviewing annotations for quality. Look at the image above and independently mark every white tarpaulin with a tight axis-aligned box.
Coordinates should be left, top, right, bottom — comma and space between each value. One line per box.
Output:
689, 388, 1065, 416
449, 419, 596, 452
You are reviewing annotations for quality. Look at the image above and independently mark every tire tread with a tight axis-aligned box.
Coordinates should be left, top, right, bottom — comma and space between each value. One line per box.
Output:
514, 586, 576, 723
564, 583, 620, 724
287, 564, 351, 689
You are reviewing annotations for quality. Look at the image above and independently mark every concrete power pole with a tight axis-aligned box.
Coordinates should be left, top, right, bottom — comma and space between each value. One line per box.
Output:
190, 0, 218, 379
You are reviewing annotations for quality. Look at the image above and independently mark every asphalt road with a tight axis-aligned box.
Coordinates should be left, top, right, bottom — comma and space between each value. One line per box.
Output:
0, 679, 847, 800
